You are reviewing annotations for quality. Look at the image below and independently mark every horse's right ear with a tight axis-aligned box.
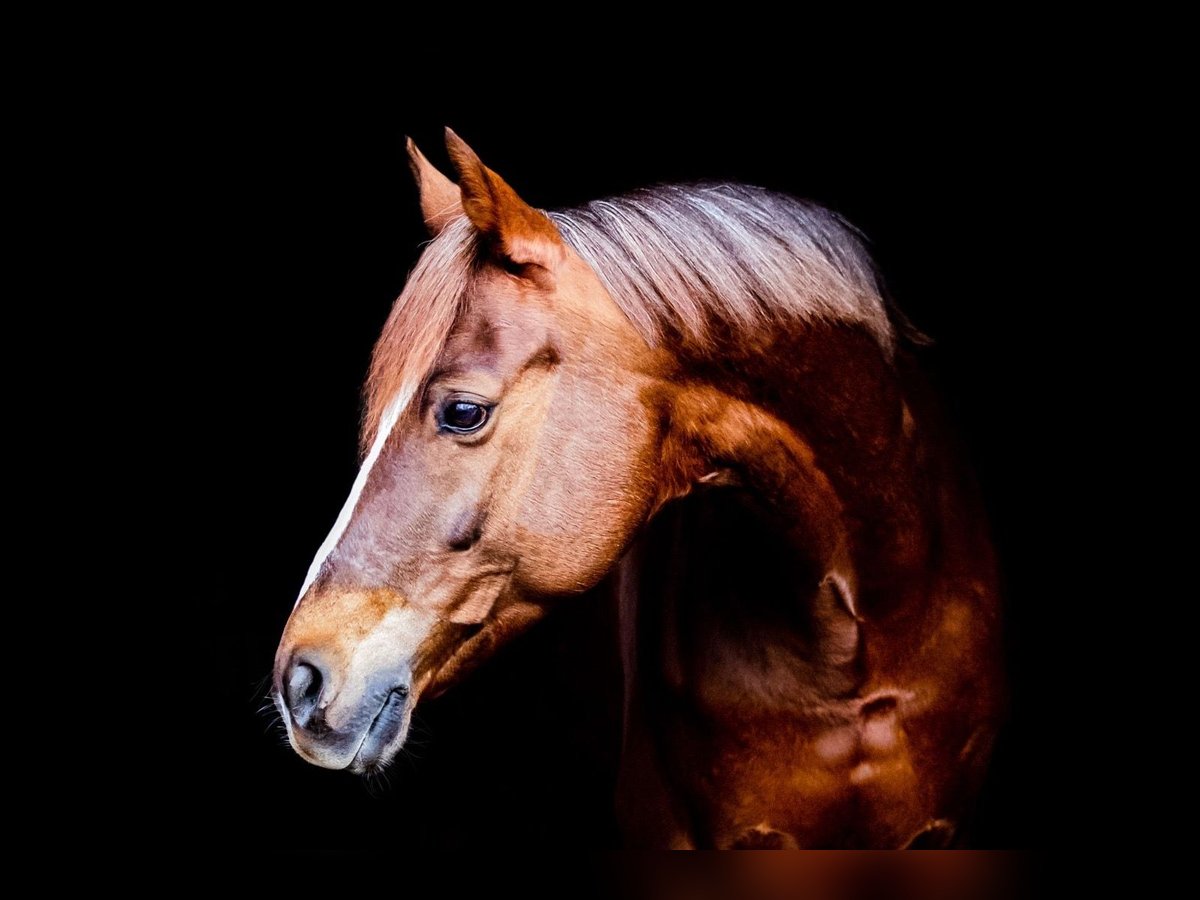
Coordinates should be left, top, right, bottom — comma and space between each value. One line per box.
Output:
406, 137, 462, 236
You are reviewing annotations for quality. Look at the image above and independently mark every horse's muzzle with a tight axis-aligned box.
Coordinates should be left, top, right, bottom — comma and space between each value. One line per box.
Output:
276, 652, 413, 773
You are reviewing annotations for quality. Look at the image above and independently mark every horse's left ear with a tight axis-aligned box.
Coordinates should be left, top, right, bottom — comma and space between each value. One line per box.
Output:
407, 137, 463, 236
444, 127, 565, 276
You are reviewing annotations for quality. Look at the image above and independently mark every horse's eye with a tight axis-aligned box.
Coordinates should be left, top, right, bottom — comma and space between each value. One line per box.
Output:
441, 400, 489, 434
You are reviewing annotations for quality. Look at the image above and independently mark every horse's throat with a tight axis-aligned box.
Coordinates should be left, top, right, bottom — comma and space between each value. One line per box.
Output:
631, 486, 863, 715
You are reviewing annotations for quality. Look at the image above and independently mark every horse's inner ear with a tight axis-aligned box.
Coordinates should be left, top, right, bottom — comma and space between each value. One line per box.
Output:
443, 127, 565, 277
407, 137, 463, 236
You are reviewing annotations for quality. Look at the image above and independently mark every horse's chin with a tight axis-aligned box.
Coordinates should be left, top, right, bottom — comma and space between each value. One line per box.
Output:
423, 598, 549, 700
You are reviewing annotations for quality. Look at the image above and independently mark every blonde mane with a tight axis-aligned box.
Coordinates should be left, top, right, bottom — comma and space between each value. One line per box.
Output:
551, 183, 892, 354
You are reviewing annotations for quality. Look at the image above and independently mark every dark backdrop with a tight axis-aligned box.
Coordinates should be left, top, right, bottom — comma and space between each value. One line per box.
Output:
195, 91, 1045, 852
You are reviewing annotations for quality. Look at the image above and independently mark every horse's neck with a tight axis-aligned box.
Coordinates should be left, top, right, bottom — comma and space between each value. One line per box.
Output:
615, 327, 1003, 847
631, 325, 979, 714
681, 326, 962, 612
620, 488, 861, 717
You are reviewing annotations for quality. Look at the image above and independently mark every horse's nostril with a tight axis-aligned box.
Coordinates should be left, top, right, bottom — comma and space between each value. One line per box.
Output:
290, 662, 320, 701
285, 658, 326, 730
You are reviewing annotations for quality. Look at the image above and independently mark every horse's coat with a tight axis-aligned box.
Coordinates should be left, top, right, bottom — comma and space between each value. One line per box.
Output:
273, 129, 1004, 848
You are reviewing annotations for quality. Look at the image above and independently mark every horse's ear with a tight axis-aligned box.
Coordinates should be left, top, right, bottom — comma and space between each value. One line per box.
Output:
444, 127, 565, 275
406, 137, 462, 236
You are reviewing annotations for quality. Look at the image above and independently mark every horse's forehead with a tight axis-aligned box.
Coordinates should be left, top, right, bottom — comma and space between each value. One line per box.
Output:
443, 280, 554, 361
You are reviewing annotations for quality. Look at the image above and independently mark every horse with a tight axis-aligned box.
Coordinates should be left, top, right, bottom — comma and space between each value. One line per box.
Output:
272, 129, 1005, 848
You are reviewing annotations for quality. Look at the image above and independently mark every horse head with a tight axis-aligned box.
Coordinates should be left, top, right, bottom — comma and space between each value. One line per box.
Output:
274, 131, 677, 772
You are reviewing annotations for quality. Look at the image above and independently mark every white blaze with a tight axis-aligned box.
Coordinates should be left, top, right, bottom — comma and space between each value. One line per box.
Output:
295, 387, 416, 606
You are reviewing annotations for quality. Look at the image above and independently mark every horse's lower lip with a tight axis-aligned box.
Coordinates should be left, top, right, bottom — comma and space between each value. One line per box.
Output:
350, 689, 408, 771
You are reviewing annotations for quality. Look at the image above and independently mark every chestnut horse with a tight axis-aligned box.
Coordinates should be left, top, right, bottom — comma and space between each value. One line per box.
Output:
273, 130, 1004, 848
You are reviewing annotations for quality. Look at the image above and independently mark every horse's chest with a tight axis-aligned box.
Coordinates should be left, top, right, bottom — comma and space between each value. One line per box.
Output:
678, 701, 931, 848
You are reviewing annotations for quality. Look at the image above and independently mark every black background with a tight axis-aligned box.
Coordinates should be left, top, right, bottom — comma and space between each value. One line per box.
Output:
194, 88, 1046, 852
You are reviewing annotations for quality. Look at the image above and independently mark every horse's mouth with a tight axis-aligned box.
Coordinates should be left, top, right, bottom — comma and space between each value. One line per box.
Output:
349, 688, 410, 773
